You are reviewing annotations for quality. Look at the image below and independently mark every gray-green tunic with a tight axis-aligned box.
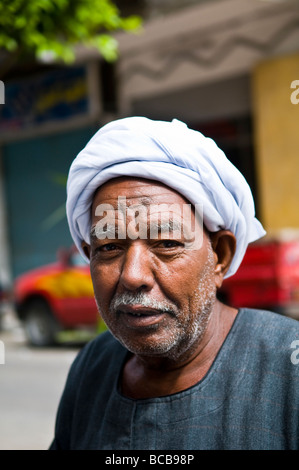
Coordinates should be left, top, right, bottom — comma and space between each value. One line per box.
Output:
50, 308, 299, 450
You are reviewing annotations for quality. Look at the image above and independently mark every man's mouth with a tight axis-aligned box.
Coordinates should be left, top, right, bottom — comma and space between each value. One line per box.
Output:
116, 304, 167, 328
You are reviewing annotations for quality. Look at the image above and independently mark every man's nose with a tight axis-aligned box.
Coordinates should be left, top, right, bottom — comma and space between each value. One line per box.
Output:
119, 244, 155, 292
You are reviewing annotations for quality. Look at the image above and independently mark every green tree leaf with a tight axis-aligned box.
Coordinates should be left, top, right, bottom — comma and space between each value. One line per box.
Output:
0, 0, 142, 66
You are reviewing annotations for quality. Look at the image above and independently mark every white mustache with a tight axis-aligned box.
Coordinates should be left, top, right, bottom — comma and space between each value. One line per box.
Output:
110, 292, 176, 315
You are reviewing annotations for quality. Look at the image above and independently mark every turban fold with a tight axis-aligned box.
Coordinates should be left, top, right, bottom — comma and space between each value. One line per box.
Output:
66, 117, 265, 278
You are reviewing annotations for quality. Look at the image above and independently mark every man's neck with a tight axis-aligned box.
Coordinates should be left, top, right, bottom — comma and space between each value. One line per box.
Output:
121, 301, 238, 399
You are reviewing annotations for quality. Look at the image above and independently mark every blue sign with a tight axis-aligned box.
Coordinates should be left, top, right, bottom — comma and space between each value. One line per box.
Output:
0, 66, 88, 133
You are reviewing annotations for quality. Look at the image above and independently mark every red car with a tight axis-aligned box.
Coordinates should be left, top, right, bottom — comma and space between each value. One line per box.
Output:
14, 247, 101, 346
219, 237, 299, 320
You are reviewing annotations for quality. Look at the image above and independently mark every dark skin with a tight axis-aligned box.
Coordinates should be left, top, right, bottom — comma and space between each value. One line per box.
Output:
82, 177, 238, 399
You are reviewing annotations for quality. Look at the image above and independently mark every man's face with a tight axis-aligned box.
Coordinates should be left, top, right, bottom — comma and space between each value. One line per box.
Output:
85, 178, 218, 361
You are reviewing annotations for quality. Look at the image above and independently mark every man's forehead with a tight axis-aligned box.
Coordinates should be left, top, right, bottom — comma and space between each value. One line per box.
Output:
89, 178, 204, 247
92, 177, 190, 208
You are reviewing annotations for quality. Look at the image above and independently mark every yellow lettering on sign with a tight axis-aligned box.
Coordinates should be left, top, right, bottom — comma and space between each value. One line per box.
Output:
35, 79, 87, 113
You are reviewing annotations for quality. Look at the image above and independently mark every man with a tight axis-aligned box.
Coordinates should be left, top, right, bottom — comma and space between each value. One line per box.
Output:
50, 117, 299, 450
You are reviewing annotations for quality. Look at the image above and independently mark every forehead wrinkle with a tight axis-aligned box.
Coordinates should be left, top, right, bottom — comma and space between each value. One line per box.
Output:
92, 195, 154, 211
149, 219, 183, 232
119, 196, 154, 210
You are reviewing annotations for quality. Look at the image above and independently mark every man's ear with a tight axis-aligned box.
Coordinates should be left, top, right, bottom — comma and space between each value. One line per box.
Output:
81, 241, 91, 260
209, 230, 236, 289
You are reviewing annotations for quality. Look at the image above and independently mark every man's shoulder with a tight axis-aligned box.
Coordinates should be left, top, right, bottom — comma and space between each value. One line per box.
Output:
238, 307, 299, 340
236, 308, 299, 372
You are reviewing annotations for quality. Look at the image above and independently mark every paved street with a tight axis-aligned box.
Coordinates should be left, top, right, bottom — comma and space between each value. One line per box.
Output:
0, 312, 80, 450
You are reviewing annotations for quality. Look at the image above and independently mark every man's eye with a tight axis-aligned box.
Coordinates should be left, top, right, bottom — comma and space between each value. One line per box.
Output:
159, 240, 183, 249
96, 243, 119, 252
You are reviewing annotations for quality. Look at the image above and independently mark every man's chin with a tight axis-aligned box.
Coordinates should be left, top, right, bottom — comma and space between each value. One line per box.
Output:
113, 332, 179, 359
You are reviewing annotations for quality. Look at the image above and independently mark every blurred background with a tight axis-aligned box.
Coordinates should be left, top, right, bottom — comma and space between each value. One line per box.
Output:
0, 0, 299, 449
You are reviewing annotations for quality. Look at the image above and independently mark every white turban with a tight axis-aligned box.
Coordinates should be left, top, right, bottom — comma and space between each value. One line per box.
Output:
66, 116, 265, 278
